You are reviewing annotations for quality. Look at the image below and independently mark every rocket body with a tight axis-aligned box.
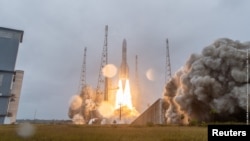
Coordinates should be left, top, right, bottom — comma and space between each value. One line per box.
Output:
119, 39, 129, 90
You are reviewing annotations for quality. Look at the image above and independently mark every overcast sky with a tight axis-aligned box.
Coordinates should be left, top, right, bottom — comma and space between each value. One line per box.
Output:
0, 0, 250, 120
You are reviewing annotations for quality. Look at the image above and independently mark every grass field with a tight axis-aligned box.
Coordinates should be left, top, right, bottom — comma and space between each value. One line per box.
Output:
0, 124, 207, 141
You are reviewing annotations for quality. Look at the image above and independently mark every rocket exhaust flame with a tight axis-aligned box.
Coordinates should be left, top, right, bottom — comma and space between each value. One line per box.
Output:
115, 79, 133, 110
113, 78, 139, 123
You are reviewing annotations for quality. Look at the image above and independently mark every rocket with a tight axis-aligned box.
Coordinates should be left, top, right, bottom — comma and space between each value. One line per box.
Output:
119, 39, 129, 90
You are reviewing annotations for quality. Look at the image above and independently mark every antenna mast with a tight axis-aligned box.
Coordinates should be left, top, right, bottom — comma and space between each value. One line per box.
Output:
135, 55, 140, 93
165, 39, 172, 83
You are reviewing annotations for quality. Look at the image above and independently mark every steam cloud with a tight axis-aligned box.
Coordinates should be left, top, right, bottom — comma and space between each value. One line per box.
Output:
68, 84, 139, 125
68, 86, 101, 124
164, 38, 250, 124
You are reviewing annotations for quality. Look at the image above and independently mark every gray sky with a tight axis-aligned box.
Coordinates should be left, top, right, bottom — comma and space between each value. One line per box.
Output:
1, 0, 249, 120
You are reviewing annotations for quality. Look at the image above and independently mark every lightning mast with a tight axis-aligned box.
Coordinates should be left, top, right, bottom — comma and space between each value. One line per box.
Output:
165, 39, 172, 83
135, 55, 139, 89
96, 25, 109, 101
135, 55, 140, 96
134, 55, 141, 112
79, 47, 87, 93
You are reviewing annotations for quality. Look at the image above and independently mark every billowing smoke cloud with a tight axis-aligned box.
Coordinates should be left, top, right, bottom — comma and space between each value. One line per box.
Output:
68, 86, 102, 124
164, 38, 250, 124
68, 84, 138, 125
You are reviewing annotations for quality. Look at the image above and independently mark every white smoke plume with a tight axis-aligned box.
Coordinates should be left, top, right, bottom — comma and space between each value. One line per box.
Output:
164, 38, 250, 124
68, 85, 101, 124
68, 84, 139, 125
72, 113, 85, 125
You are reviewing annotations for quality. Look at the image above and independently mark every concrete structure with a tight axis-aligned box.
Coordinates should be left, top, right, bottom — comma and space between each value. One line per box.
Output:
0, 27, 24, 124
131, 98, 165, 125
7, 70, 24, 123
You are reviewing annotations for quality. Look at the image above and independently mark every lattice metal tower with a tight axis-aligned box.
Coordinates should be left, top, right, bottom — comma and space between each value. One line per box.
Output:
165, 38, 172, 83
78, 47, 87, 93
96, 25, 109, 101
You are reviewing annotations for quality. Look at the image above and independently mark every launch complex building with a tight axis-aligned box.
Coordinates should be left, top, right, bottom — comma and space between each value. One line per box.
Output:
0, 27, 24, 124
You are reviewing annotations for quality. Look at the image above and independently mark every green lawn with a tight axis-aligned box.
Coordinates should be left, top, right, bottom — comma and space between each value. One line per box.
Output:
0, 124, 207, 141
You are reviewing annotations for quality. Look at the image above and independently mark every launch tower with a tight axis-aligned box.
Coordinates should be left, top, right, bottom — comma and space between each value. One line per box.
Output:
96, 25, 109, 101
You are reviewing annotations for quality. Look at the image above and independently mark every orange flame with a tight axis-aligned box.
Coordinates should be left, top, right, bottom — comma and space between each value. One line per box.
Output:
115, 79, 133, 109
